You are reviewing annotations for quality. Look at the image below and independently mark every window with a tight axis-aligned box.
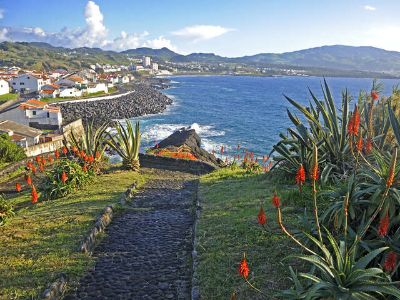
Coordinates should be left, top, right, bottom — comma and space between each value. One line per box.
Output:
47, 112, 50, 118
12, 82, 16, 85
32, 111, 36, 115
20, 82, 24, 85
27, 77, 30, 79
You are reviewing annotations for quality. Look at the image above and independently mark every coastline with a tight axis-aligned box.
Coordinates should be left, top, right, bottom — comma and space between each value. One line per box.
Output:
56, 81, 173, 127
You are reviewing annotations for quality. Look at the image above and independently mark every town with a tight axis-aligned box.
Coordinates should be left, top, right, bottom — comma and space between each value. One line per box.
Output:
0, 56, 167, 157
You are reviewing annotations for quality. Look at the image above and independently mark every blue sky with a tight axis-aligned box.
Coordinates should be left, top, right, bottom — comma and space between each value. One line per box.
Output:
0, 0, 399, 56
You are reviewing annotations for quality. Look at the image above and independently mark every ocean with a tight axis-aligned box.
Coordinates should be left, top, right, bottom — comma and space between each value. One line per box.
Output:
136, 75, 400, 158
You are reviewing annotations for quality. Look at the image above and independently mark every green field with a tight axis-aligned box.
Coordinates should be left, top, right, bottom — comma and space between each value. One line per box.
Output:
0, 93, 18, 103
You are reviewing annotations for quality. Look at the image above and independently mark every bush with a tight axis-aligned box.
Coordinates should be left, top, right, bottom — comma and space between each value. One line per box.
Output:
0, 133, 26, 163
0, 194, 14, 225
40, 158, 93, 200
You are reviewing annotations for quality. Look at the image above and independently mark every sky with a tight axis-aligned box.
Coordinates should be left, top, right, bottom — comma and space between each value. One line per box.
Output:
0, 0, 399, 57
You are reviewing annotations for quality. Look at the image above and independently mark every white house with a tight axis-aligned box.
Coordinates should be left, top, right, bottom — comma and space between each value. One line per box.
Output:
143, 56, 151, 67
9, 73, 50, 93
0, 99, 62, 129
86, 83, 108, 94
0, 119, 42, 146
56, 75, 86, 88
59, 87, 82, 98
39, 89, 59, 99
117, 75, 130, 84
0, 79, 10, 95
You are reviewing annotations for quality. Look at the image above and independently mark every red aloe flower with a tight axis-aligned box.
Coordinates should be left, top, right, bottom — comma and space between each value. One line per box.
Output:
353, 106, 360, 136
26, 161, 33, 170
62, 146, 68, 155
258, 206, 266, 225
80, 150, 86, 159
310, 163, 319, 181
272, 192, 281, 208
378, 213, 390, 237
61, 171, 68, 184
238, 255, 249, 279
356, 134, 363, 152
35, 155, 41, 164
95, 151, 101, 159
371, 90, 379, 101
15, 182, 21, 192
41, 156, 46, 165
31, 165, 37, 174
72, 146, 78, 153
82, 164, 88, 172
384, 251, 398, 272
31, 185, 38, 204
48, 155, 53, 164
295, 164, 306, 185
347, 114, 355, 135
25, 174, 32, 186
55, 149, 60, 159
39, 164, 44, 172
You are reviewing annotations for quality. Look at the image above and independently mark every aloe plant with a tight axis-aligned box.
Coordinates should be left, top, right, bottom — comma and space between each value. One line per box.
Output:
106, 120, 141, 171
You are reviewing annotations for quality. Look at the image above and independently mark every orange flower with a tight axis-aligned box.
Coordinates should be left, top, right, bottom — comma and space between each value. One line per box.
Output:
353, 105, 360, 136
371, 90, 379, 101
25, 174, 32, 186
295, 164, 306, 185
356, 134, 363, 152
31, 185, 38, 204
15, 182, 21, 192
238, 255, 249, 279
95, 151, 101, 159
48, 155, 54, 164
387, 166, 395, 189
31, 165, 37, 174
80, 150, 86, 159
26, 161, 33, 170
39, 164, 44, 172
62, 146, 68, 155
82, 164, 88, 172
88, 155, 94, 163
347, 114, 355, 135
272, 192, 281, 208
35, 155, 41, 164
55, 149, 60, 159
378, 213, 390, 237
384, 251, 398, 272
258, 206, 266, 225
310, 163, 319, 181
72, 146, 78, 153
61, 171, 68, 184
41, 156, 46, 165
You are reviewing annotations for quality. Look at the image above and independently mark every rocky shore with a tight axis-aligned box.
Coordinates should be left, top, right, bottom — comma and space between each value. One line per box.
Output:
54, 83, 173, 126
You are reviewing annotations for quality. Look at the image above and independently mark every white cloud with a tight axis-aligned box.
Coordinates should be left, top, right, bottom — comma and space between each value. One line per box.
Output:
362, 25, 400, 50
172, 25, 234, 42
364, 5, 376, 11
0, 1, 176, 51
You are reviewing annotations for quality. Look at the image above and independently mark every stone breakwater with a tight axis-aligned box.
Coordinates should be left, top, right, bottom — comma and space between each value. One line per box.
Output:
54, 84, 173, 126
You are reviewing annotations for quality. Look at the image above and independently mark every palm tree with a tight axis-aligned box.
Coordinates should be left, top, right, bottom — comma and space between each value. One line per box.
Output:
106, 120, 141, 171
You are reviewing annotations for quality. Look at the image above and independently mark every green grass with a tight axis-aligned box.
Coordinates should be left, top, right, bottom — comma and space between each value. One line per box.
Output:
0, 168, 146, 299
197, 167, 310, 299
0, 93, 18, 103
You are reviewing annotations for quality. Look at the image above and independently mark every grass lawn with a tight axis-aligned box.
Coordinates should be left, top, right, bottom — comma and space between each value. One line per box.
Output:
0, 93, 18, 103
197, 167, 312, 299
0, 168, 146, 300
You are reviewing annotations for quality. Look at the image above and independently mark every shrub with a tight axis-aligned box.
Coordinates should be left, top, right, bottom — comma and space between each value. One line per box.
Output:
0, 133, 26, 163
0, 194, 14, 225
40, 158, 93, 200
106, 120, 141, 171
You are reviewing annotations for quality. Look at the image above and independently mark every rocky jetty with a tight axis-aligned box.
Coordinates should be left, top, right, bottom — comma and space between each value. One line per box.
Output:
55, 83, 172, 126
153, 128, 224, 167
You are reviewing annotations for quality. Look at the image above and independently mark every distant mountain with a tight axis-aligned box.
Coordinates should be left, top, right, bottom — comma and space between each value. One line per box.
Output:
1, 41, 400, 77
121, 47, 178, 61
234, 45, 400, 74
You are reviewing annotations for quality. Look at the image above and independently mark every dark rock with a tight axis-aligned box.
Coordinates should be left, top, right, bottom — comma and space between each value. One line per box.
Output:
155, 128, 224, 167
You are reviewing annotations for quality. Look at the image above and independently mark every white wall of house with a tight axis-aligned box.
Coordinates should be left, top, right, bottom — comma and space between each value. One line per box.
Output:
0, 79, 10, 95
9, 74, 49, 93
0, 107, 62, 128
59, 88, 82, 98
87, 83, 108, 94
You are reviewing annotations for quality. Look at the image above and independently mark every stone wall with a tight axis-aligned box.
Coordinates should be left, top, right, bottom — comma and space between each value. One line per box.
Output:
139, 153, 218, 175
25, 140, 64, 157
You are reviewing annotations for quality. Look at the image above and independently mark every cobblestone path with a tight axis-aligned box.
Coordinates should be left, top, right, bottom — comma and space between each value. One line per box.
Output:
64, 169, 198, 300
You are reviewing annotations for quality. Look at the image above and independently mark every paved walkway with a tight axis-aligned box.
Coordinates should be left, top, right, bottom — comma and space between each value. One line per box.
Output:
64, 169, 198, 300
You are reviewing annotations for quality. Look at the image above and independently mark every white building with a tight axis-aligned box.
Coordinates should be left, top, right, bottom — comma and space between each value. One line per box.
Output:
9, 73, 50, 93
59, 87, 82, 98
0, 99, 62, 129
152, 63, 159, 71
143, 56, 151, 67
86, 83, 108, 94
0, 79, 10, 95
0, 119, 42, 146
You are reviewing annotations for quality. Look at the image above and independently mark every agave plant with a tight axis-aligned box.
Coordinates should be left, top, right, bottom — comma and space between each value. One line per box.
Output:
278, 229, 400, 299
69, 120, 108, 158
272, 79, 354, 182
106, 120, 141, 171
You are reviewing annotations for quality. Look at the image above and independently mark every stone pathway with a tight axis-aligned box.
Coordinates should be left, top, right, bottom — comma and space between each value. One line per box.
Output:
64, 169, 198, 300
